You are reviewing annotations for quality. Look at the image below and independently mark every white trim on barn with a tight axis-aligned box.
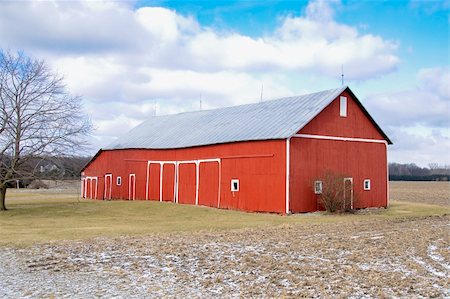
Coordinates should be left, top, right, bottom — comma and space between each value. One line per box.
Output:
386, 142, 389, 207
81, 177, 85, 198
159, 162, 163, 202
104, 173, 113, 199
145, 162, 149, 201
217, 161, 222, 208
82, 176, 98, 199
285, 137, 291, 214
104, 174, 112, 200
176, 161, 196, 204
128, 173, 136, 200
93, 177, 98, 199
145, 158, 221, 206
293, 134, 388, 144
195, 161, 200, 205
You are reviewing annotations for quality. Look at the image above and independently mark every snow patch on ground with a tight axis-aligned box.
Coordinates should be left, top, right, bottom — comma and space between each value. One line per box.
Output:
0, 217, 448, 298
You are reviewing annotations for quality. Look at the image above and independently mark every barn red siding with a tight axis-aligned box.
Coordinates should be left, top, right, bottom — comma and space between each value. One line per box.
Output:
162, 163, 175, 202
82, 89, 389, 214
148, 163, 161, 201
299, 90, 385, 140
289, 91, 388, 212
82, 139, 287, 213
198, 162, 220, 208
178, 163, 196, 205
289, 138, 387, 212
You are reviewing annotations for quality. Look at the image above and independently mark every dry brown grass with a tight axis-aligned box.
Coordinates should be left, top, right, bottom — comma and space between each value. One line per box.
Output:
1, 187, 448, 246
1, 216, 448, 297
1, 181, 449, 297
390, 181, 450, 206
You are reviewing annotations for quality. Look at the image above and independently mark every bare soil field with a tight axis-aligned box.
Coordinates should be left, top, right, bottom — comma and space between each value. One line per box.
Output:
0, 181, 448, 298
390, 181, 450, 206
1, 216, 448, 298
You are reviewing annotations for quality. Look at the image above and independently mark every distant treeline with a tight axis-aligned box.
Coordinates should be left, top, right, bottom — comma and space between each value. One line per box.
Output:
389, 163, 450, 181
39, 156, 92, 179
3, 155, 91, 185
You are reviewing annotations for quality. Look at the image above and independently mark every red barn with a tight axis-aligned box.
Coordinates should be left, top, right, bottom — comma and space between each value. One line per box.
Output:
81, 86, 391, 214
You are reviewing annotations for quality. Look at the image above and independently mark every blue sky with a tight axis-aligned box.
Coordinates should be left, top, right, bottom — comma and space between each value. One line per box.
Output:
0, 0, 448, 166
137, 0, 448, 75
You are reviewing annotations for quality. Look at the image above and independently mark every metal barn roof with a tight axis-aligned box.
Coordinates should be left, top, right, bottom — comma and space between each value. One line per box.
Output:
104, 86, 390, 150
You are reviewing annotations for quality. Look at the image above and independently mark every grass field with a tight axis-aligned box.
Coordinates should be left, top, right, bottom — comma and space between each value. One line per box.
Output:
390, 181, 450, 206
1, 182, 449, 297
1, 185, 449, 246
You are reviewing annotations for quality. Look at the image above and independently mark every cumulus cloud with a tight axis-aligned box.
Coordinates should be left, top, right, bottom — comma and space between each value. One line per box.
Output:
0, 0, 406, 154
365, 67, 450, 166
387, 128, 450, 166
365, 67, 450, 128
418, 67, 449, 100
0, 0, 399, 78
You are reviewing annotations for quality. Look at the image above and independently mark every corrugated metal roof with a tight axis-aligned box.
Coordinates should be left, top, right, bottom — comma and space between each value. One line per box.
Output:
105, 86, 348, 150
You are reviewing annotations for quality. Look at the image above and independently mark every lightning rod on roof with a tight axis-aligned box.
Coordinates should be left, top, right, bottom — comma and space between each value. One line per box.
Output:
260, 84, 263, 103
341, 64, 345, 86
199, 94, 202, 111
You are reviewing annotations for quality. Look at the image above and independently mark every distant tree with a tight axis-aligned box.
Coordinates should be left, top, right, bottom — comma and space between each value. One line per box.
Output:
389, 163, 430, 176
389, 162, 450, 181
0, 50, 92, 211
428, 163, 439, 170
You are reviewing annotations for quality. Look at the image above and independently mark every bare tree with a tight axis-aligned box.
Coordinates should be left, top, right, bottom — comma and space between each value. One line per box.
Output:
0, 50, 92, 211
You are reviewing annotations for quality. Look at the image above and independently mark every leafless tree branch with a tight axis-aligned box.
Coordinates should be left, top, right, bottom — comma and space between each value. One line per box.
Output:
0, 50, 93, 210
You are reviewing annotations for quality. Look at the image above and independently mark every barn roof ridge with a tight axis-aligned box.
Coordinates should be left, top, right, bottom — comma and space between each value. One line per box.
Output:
103, 86, 390, 151
147, 86, 347, 118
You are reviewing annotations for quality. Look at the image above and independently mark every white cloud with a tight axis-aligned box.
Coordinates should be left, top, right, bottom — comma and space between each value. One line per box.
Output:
387, 128, 450, 167
5, 0, 432, 165
365, 67, 450, 166
136, 7, 199, 42
366, 67, 449, 128
304, 0, 340, 21
418, 67, 449, 100
0, 0, 399, 78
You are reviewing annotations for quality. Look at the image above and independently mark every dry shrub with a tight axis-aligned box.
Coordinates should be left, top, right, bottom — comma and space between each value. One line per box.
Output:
315, 171, 354, 213
27, 180, 49, 189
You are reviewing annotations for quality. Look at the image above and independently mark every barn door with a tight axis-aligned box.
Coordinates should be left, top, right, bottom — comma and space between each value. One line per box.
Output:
104, 174, 112, 200
128, 174, 136, 200
147, 163, 161, 201
162, 163, 176, 202
198, 161, 220, 208
86, 178, 92, 199
343, 177, 353, 210
177, 162, 196, 205
92, 177, 98, 199
81, 178, 85, 198
82, 178, 87, 198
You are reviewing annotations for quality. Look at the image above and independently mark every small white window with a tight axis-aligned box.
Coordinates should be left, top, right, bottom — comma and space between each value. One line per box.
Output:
340, 96, 347, 117
231, 179, 239, 192
116, 176, 122, 186
364, 179, 371, 191
314, 181, 323, 194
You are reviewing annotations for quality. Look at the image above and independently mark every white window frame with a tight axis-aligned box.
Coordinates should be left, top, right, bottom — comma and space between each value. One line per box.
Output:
364, 179, 371, 191
340, 96, 347, 117
314, 181, 323, 194
231, 179, 239, 192
116, 176, 122, 186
